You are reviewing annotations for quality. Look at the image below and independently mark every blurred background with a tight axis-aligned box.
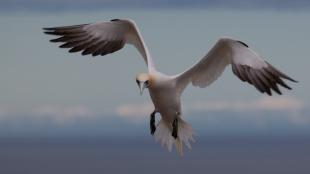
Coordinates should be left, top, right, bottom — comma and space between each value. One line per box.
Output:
0, 0, 310, 173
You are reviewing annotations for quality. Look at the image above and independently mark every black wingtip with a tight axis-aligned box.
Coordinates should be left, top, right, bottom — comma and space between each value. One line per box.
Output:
43, 27, 52, 31
265, 61, 298, 83
285, 76, 298, 83
49, 38, 61, 42
110, 19, 120, 22
266, 91, 272, 96
44, 31, 56, 35
290, 79, 298, 83
237, 40, 249, 48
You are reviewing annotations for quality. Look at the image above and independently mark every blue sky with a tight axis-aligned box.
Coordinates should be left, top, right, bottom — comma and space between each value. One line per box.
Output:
0, 2, 309, 137
1, 0, 310, 11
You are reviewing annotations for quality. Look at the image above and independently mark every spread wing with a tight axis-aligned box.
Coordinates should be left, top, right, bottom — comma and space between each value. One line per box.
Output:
176, 38, 297, 95
43, 19, 155, 71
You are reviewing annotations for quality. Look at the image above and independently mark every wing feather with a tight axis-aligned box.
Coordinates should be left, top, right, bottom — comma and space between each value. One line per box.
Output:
176, 37, 297, 95
43, 19, 155, 71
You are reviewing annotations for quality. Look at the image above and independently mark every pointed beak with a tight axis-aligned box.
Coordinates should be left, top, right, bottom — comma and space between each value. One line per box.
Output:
139, 82, 145, 95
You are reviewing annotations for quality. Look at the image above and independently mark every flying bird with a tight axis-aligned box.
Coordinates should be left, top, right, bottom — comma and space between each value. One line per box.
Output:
43, 19, 297, 156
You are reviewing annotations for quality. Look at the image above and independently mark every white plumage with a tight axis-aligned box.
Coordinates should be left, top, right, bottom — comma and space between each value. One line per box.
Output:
44, 18, 297, 156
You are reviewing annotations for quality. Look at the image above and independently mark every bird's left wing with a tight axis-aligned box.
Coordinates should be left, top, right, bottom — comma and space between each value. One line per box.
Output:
43, 19, 155, 71
176, 38, 297, 95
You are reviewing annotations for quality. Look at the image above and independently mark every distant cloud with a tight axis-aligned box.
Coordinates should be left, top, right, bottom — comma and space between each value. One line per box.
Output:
0, 105, 94, 125
0, 96, 307, 126
188, 96, 304, 112
32, 105, 94, 124
116, 103, 153, 121
116, 96, 308, 124
189, 96, 307, 125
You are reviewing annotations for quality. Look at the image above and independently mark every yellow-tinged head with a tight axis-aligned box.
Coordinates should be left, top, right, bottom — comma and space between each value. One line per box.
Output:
136, 73, 150, 95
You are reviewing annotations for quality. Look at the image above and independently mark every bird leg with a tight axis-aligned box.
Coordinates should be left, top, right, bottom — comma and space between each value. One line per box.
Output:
150, 110, 157, 135
171, 118, 178, 139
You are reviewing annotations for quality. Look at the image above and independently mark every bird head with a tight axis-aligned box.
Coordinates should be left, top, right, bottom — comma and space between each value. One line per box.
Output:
136, 73, 150, 95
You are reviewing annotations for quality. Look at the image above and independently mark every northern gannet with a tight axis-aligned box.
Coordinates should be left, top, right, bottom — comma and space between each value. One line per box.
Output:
43, 19, 297, 156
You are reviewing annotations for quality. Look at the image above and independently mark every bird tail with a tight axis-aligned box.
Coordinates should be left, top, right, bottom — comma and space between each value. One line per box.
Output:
154, 118, 195, 156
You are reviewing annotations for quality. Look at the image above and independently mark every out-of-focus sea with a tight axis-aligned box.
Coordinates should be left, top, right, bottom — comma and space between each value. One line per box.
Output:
1, 135, 309, 174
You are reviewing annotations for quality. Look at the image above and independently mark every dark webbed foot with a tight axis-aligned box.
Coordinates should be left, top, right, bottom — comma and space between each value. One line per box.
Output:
150, 111, 156, 135
172, 118, 178, 139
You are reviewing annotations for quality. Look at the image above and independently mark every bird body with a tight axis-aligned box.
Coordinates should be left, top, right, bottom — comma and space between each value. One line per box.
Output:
149, 73, 181, 122
44, 19, 297, 156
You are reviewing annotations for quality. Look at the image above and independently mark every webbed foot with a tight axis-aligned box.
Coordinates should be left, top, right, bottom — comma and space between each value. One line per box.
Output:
150, 111, 156, 135
172, 118, 178, 139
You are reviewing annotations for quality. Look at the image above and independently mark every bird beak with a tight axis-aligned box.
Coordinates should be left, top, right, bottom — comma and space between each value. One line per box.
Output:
139, 82, 145, 95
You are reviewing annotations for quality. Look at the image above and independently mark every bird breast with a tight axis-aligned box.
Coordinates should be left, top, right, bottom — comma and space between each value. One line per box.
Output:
148, 77, 181, 123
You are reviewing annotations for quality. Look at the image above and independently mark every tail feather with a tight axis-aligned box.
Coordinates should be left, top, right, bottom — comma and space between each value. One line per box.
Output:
154, 119, 175, 151
154, 118, 195, 156
175, 138, 183, 156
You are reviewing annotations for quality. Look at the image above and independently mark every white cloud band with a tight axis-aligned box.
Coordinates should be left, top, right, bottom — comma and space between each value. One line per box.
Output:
115, 96, 307, 124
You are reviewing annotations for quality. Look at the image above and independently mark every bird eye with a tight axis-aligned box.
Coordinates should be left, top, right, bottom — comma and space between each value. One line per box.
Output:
145, 80, 149, 86
136, 79, 139, 84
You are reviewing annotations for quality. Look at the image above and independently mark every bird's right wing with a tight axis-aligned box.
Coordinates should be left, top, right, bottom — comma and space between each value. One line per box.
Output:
43, 19, 155, 71
175, 38, 297, 95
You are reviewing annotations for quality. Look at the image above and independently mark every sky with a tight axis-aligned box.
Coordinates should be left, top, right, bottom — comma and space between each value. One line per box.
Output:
1, 0, 310, 11
0, 1, 310, 138
1, 1, 310, 174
